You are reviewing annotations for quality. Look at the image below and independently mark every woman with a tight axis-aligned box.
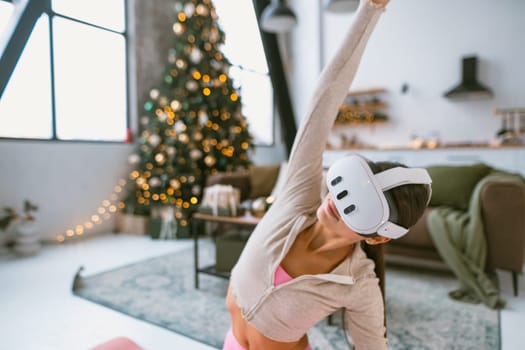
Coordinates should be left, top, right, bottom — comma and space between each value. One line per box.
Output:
223, 0, 432, 349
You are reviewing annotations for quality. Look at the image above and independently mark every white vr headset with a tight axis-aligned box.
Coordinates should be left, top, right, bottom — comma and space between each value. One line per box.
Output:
326, 154, 432, 239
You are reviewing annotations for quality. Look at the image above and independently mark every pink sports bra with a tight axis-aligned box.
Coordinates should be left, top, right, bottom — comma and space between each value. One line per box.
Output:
274, 265, 293, 286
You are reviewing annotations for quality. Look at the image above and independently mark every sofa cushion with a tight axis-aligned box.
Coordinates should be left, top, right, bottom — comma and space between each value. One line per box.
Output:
426, 163, 492, 210
248, 163, 280, 199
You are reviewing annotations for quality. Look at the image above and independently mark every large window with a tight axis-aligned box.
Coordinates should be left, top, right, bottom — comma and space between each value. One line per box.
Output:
213, 0, 274, 146
0, 0, 128, 142
0, 1, 13, 31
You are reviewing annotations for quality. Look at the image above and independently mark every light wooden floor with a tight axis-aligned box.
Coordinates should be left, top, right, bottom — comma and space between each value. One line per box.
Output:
0, 233, 523, 350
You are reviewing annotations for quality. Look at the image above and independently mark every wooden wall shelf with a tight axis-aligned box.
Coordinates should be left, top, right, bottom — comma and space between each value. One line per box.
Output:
347, 87, 387, 97
335, 87, 388, 125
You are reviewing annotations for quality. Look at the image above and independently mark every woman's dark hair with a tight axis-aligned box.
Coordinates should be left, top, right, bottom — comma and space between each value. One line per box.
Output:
371, 161, 431, 231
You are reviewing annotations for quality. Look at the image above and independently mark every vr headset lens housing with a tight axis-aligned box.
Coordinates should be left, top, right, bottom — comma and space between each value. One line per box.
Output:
326, 154, 432, 239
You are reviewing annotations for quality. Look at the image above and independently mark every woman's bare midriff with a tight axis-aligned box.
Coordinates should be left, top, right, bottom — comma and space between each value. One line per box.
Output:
226, 287, 309, 350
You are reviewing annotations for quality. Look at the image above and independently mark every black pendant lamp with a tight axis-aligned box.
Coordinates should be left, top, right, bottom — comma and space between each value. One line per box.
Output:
260, 0, 297, 33
325, 0, 359, 13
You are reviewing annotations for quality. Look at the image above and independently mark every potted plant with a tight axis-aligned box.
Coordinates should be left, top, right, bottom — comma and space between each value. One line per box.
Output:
0, 200, 40, 255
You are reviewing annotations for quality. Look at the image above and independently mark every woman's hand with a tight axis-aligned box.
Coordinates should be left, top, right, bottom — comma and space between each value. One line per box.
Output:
370, 0, 389, 6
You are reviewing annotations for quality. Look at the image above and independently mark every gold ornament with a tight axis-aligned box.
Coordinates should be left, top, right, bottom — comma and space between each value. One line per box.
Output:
190, 47, 203, 63
186, 80, 198, 91
159, 96, 168, 106
176, 59, 186, 69
166, 146, 176, 156
128, 154, 140, 165
192, 69, 202, 80
190, 149, 202, 160
174, 120, 186, 133
198, 112, 208, 125
170, 179, 181, 190
196, 4, 208, 16
172, 23, 184, 35
192, 185, 201, 195
157, 112, 167, 122
149, 177, 161, 187
250, 197, 268, 218
170, 100, 181, 111
154, 153, 166, 165
148, 134, 161, 147
204, 155, 216, 167
178, 133, 189, 143
177, 12, 187, 22
149, 89, 159, 99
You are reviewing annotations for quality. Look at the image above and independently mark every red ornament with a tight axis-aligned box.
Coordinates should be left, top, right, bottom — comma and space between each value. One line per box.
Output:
126, 128, 133, 143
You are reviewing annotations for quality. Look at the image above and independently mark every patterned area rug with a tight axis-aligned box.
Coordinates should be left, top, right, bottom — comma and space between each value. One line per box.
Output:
73, 241, 500, 350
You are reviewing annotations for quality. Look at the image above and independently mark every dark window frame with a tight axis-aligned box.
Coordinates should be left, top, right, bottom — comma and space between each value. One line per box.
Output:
252, 0, 297, 157
0, 0, 130, 143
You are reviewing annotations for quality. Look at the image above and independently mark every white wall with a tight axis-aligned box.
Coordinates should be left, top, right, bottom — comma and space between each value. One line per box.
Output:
290, 0, 525, 148
0, 141, 133, 241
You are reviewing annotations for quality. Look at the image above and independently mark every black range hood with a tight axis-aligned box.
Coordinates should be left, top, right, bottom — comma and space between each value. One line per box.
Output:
444, 56, 493, 100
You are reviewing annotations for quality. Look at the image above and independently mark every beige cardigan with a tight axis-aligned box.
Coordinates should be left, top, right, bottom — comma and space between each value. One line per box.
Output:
230, 1, 387, 348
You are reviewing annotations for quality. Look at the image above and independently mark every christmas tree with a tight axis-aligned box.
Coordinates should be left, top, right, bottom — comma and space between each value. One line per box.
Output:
125, 0, 253, 237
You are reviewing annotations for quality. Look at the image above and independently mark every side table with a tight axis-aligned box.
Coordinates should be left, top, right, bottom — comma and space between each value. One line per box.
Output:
192, 212, 260, 289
